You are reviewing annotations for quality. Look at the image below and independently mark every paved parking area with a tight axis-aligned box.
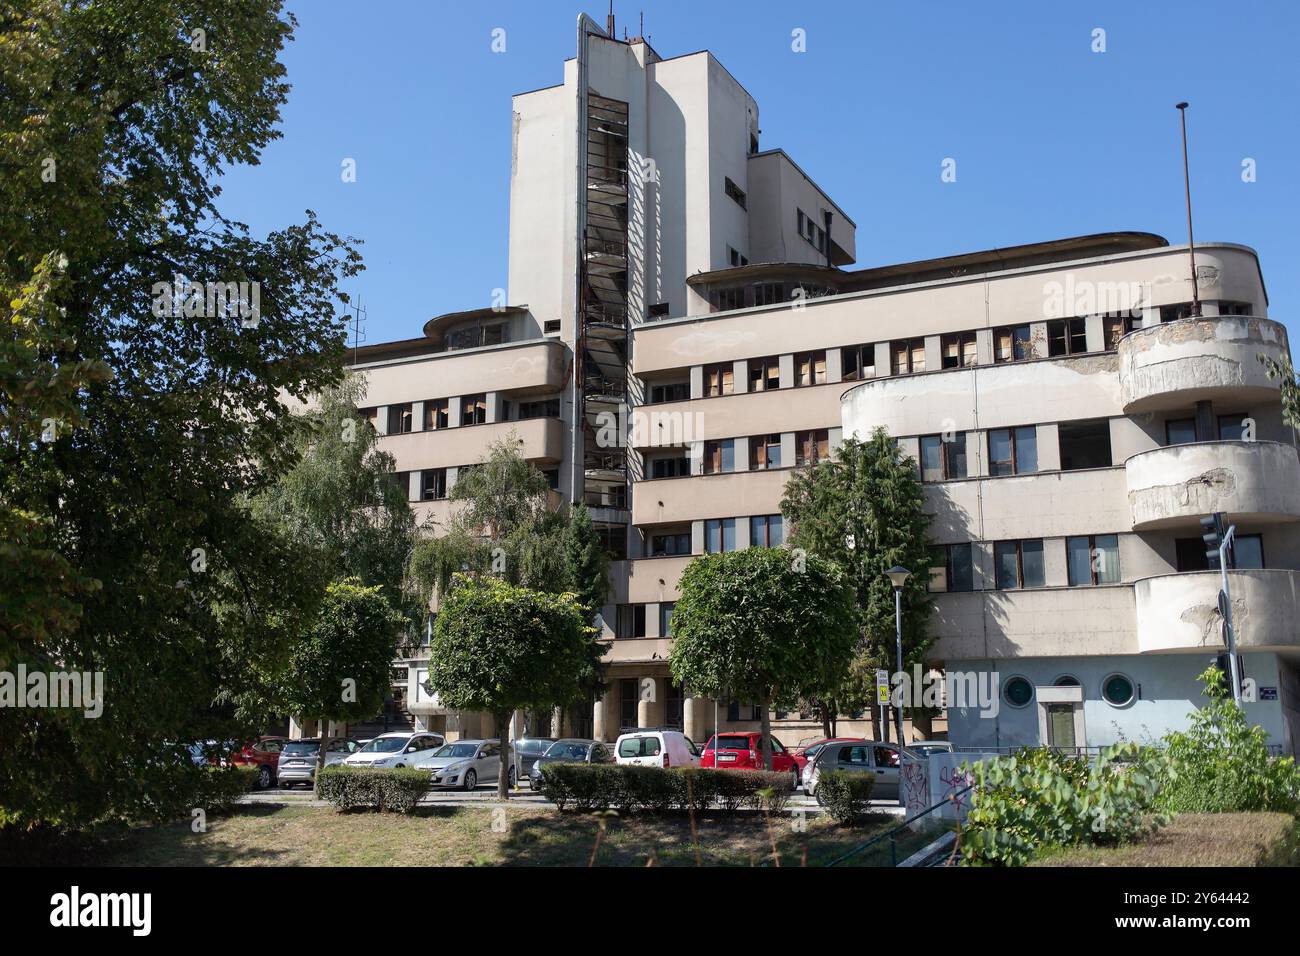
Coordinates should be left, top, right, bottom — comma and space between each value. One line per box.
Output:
237, 786, 906, 816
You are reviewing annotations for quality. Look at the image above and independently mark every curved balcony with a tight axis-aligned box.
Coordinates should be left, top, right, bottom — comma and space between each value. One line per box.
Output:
1118, 315, 1289, 414
1134, 570, 1300, 653
1125, 440, 1300, 530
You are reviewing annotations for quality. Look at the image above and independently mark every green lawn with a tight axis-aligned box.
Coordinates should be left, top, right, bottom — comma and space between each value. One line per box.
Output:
40, 805, 911, 867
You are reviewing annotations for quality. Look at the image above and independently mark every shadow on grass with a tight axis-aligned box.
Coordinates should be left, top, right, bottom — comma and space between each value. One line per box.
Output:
495, 808, 902, 867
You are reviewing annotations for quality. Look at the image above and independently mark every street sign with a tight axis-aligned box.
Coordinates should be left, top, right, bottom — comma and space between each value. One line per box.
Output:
876, 668, 890, 705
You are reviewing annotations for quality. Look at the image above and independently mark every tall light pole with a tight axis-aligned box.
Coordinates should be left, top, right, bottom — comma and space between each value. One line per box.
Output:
1175, 102, 1201, 317
885, 566, 911, 746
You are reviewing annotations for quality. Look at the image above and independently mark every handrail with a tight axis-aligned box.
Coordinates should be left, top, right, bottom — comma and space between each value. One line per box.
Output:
825, 785, 973, 868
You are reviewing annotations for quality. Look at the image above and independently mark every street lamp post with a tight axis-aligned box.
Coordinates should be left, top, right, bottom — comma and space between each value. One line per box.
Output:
885, 566, 911, 747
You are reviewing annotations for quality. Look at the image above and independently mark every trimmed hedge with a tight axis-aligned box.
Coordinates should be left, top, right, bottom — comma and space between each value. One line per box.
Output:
315, 766, 429, 813
814, 770, 875, 826
539, 764, 791, 815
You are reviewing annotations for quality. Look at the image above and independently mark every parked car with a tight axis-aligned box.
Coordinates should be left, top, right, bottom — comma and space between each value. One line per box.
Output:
277, 737, 361, 788
512, 736, 557, 779
230, 736, 290, 789
613, 729, 700, 769
700, 733, 800, 788
528, 738, 613, 789
806, 740, 914, 801
419, 740, 517, 791
791, 737, 865, 778
343, 731, 445, 769
908, 740, 953, 758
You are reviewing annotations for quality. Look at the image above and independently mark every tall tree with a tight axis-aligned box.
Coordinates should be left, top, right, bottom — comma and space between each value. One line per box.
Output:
1262, 355, 1300, 431
1, 1, 361, 827
428, 576, 602, 799
781, 429, 934, 742
668, 548, 857, 770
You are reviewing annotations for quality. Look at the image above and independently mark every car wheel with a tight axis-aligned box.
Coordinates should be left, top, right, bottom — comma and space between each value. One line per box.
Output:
462, 769, 477, 792
791, 768, 800, 792
257, 765, 273, 790
508, 766, 517, 788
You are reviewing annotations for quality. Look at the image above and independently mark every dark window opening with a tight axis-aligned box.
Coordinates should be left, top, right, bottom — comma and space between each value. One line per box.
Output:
1059, 419, 1112, 470
1047, 318, 1088, 356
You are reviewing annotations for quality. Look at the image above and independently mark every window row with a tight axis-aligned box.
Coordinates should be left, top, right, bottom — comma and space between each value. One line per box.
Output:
914, 419, 1113, 482
695, 430, 830, 475
930, 535, 1122, 592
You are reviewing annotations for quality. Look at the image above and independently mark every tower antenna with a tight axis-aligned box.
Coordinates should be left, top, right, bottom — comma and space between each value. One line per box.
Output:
1175, 102, 1201, 317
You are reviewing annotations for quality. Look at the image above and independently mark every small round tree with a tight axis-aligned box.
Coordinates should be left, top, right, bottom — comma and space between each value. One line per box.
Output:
428, 576, 602, 799
668, 547, 858, 770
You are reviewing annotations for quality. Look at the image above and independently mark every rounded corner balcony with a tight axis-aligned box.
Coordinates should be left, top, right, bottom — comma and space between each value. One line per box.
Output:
1125, 440, 1300, 530
1134, 569, 1300, 653
1118, 315, 1289, 413
421, 305, 529, 349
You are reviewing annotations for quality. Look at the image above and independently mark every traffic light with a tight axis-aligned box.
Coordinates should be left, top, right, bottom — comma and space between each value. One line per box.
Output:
1200, 512, 1233, 570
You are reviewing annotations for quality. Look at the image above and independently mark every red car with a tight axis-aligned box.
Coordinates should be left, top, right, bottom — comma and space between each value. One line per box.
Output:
700, 733, 799, 788
229, 736, 290, 790
791, 737, 866, 776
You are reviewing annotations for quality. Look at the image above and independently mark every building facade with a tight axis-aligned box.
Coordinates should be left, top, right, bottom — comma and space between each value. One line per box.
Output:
351, 15, 1299, 753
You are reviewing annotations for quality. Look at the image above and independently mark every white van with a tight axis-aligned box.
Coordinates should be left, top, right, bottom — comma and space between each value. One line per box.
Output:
613, 729, 701, 769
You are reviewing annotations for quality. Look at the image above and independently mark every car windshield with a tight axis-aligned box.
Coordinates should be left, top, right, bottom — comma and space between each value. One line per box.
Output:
282, 742, 320, 756
804, 743, 826, 758
544, 742, 590, 760
432, 744, 478, 759
360, 737, 409, 753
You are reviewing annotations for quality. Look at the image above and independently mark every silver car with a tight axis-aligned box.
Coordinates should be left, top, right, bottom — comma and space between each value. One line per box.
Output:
417, 739, 517, 791
808, 740, 912, 800
276, 737, 360, 788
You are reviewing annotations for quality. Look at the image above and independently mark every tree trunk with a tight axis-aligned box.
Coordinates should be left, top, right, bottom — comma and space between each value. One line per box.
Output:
759, 690, 773, 771
497, 710, 511, 801
820, 703, 832, 739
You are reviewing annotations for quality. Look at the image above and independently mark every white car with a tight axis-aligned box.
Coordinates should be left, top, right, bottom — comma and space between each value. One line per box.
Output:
343, 731, 444, 769
416, 739, 517, 790
613, 729, 700, 769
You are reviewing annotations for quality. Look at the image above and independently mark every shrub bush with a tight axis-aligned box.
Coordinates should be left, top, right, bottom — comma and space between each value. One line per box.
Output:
315, 766, 429, 813
1159, 666, 1300, 815
961, 743, 1169, 866
539, 764, 791, 815
814, 770, 876, 825
199, 765, 260, 813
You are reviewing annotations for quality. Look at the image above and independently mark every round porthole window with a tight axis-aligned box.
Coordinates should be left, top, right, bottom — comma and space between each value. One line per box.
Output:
1003, 676, 1034, 708
1054, 675, 1080, 687
1101, 673, 1135, 707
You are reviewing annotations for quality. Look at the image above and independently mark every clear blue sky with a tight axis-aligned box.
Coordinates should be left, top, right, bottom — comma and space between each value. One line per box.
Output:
215, 1, 1300, 348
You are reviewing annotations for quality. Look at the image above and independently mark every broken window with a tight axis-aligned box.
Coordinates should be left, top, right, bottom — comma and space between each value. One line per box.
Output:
1160, 302, 1194, 323
1165, 418, 1197, 445
703, 363, 734, 397
890, 338, 925, 375
649, 382, 689, 404
795, 429, 829, 466
795, 350, 827, 386
994, 325, 1032, 362
420, 468, 447, 501
703, 439, 734, 475
1103, 313, 1141, 351
748, 356, 780, 392
929, 543, 974, 593
1047, 318, 1088, 356
749, 434, 782, 471
460, 393, 487, 426
423, 399, 449, 430
1059, 419, 1112, 470
387, 403, 413, 434
650, 455, 690, 479
841, 343, 875, 381
649, 531, 691, 557
941, 331, 978, 369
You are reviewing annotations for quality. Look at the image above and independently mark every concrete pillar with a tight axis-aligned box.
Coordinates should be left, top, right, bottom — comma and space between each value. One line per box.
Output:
637, 676, 665, 728
509, 709, 524, 742
289, 715, 307, 740
683, 696, 712, 743
593, 696, 606, 742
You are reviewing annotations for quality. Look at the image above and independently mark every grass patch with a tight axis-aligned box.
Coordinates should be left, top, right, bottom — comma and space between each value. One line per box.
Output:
26, 805, 904, 867
1030, 813, 1298, 867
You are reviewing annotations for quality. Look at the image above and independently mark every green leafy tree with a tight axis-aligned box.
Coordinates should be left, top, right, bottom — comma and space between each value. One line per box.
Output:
1261, 355, 1300, 432
781, 429, 934, 741
1158, 666, 1300, 815
428, 576, 602, 799
408, 437, 608, 614
668, 548, 858, 770
282, 578, 405, 729
0, 0, 361, 828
